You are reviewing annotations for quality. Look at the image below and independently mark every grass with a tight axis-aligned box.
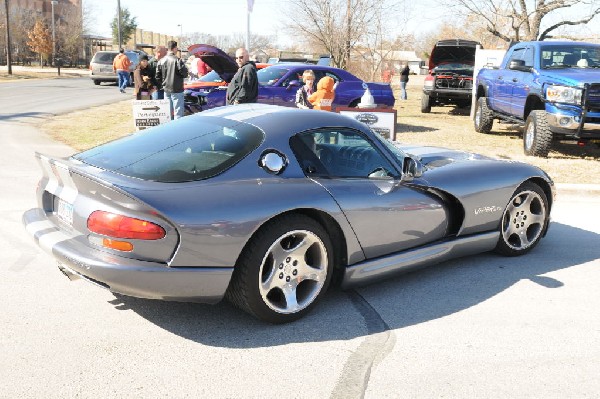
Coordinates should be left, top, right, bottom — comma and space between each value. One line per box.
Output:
39, 100, 136, 151
36, 80, 600, 184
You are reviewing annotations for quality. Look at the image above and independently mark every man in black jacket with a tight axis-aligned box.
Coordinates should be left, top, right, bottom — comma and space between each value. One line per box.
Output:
226, 48, 258, 105
156, 40, 188, 119
148, 45, 166, 100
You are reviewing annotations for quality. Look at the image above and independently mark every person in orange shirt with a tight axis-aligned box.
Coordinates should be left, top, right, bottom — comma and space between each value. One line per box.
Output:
113, 48, 132, 93
308, 76, 335, 111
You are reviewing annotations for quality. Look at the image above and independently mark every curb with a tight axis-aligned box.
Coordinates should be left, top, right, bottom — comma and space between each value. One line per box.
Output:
555, 183, 600, 198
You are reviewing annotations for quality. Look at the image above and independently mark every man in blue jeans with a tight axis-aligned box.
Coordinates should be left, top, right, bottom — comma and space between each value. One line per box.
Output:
155, 41, 188, 119
112, 49, 132, 93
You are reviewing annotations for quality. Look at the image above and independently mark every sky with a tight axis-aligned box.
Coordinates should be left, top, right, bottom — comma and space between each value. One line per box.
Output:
83, 0, 305, 43
83, 0, 599, 47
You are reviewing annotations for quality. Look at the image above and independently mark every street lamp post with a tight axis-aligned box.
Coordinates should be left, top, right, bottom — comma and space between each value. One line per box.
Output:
51, 0, 57, 67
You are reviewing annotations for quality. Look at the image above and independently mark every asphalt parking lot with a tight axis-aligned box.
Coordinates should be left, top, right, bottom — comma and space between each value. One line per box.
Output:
1, 74, 599, 398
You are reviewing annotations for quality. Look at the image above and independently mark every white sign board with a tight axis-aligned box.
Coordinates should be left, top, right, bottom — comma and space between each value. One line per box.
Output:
337, 108, 398, 141
132, 99, 171, 130
470, 48, 507, 117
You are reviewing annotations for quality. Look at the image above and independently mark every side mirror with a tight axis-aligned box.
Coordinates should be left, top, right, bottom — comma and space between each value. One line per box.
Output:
401, 156, 423, 182
509, 60, 531, 72
287, 80, 302, 90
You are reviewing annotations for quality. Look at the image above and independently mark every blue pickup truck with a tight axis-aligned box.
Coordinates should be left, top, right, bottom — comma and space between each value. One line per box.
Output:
474, 41, 600, 157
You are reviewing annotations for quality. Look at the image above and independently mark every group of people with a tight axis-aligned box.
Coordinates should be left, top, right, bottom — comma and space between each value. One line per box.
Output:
114, 43, 338, 121
114, 41, 190, 120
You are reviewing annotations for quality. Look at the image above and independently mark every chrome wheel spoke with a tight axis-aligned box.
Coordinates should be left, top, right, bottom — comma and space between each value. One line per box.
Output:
281, 283, 300, 313
528, 213, 545, 226
517, 231, 533, 248
296, 262, 326, 283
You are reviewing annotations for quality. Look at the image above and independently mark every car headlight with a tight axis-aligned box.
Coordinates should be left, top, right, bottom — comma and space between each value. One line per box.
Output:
545, 85, 582, 105
424, 79, 434, 89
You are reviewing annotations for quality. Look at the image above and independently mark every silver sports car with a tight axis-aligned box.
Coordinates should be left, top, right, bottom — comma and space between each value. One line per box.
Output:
23, 104, 554, 323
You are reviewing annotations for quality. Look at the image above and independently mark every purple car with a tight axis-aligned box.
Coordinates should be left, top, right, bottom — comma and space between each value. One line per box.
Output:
185, 44, 395, 113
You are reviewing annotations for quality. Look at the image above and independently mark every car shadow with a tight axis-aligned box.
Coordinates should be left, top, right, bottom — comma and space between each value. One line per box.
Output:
0, 112, 54, 121
395, 122, 438, 133
106, 222, 599, 348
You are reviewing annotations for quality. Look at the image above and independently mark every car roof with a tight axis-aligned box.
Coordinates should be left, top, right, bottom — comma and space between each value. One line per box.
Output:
263, 64, 359, 80
183, 104, 370, 139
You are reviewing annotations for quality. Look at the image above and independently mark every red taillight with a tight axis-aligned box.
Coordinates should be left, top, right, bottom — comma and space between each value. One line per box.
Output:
87, 211, 166, 240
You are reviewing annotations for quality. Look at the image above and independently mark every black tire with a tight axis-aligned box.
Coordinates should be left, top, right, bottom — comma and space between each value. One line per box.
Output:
93, 80, 100, 86
474, 97, 493, 133
495, 182, 549, 257
421, 94, 431, 113
226, 214, 334, 324
524, 110, 553, 157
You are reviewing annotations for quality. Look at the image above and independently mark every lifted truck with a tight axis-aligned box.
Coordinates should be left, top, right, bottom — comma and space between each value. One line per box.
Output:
474, 41, 600, 157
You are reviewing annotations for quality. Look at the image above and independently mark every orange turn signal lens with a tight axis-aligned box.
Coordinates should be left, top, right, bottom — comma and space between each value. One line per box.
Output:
102, 238, 133, 252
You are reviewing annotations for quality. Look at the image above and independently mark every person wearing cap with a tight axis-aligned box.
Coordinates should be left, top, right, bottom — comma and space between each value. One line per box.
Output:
133, 54, 154, 100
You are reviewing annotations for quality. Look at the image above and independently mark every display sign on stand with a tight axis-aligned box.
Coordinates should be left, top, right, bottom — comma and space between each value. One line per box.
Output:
132, 99, 171, 130
336, 107, 398, 141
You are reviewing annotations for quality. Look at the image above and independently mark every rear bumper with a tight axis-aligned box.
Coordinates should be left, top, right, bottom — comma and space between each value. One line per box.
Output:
23, 208, 233, 304
90, 73, 119, 82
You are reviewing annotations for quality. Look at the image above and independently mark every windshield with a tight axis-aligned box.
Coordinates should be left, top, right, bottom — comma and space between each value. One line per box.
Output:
198, 70, 224, 83
257, 66, 290, 86
541, 45, 600, 69
371, 133, 407, 165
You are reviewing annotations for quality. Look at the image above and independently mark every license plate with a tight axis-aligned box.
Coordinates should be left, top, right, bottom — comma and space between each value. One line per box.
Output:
56, 198, 73, 225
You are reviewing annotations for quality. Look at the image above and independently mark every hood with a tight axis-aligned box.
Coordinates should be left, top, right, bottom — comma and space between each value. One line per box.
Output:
397, 144, 493, 170
188, 44, 237, 83
317, 76, 335, 92
539, 68, 600, 87
429, 39, 480, 69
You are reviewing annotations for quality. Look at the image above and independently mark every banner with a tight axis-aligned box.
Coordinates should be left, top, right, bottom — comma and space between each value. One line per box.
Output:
247, 0, 254, 12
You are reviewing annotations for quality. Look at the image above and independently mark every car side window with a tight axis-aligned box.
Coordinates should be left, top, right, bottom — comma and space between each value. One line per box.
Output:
523, 47, 534, 68
509, 48, 526, 63
290, 129, 397, 178
325, 72, 340, 83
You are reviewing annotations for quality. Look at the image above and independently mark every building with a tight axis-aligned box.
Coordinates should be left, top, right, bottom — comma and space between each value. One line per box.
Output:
12, 0, 81, 24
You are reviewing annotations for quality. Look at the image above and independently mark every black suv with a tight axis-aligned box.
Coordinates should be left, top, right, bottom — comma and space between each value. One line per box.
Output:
421, 39, 480, 113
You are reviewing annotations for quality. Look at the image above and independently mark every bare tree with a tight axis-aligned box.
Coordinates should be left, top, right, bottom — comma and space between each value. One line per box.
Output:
56, 5, 83, 66
285, 0, 406, 70
447, 0, 600, 42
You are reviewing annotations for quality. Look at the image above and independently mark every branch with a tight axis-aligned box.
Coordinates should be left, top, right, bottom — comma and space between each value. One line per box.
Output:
538, 8, 600, 40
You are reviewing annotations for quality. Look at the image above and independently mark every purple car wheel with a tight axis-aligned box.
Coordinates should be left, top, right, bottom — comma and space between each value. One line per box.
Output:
226, 214, 334, 323
496, 182, 548, 256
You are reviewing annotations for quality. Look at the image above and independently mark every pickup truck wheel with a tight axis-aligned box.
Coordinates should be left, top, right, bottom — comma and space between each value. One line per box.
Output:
524, 110, 552, 157
421, 94, 431, 113
474, 97, 493, 133
93, 80, 100, 86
